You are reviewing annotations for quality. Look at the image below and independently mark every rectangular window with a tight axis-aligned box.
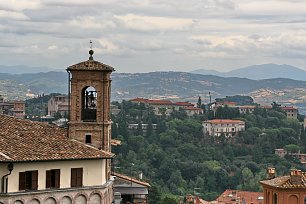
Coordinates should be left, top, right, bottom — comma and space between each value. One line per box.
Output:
71, 168, 83, 187
19, 170, 38, 191
85, 134, 92, 144
46, 169, 60, 188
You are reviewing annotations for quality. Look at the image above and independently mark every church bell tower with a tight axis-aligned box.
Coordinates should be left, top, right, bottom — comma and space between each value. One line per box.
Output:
67, 48, 115, 152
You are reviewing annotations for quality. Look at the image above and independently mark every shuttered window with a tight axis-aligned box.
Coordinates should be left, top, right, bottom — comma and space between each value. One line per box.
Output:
71, 168, 83, 187
19, 172, 26, 190
46, 169, 60, 188
19, 170, 38, 191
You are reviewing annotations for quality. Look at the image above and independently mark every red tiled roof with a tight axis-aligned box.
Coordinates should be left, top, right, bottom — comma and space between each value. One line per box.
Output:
129, 98, 149, 103
112, 172, 150, 187
67, 59, 115, 71
0, 114, 114, 162
281, 106, 297, 111
111, 139, 122, 146
146, 100, 173, 105
205, 119, 244, 124
174, 102, 194, 106
214, 189, 263, 204
184, 107, 202, 111
260, 172, 306, 189
238, 106, 256, 109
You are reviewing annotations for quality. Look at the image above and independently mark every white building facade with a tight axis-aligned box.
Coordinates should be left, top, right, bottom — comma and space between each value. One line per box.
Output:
203, 119, 245, 137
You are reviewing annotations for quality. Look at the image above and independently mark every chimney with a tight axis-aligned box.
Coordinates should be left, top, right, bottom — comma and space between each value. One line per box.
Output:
290, 169, 303, 185
267, 167, 276, 179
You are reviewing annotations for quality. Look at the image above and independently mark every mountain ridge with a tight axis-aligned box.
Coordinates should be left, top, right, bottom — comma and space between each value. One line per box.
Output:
191, 64, 306, 81
1, 71, 306, 111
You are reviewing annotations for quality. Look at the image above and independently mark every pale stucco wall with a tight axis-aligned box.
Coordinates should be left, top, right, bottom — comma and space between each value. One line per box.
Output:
6, 159, 106, 193
0, 164, 8, 192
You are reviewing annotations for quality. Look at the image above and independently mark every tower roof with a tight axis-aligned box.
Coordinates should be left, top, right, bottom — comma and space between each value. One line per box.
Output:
67, 59, 115, 72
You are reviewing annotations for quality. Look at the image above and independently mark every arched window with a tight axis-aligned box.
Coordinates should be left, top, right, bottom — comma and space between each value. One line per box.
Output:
273, 193, 277, 204
81, 86, 97, 121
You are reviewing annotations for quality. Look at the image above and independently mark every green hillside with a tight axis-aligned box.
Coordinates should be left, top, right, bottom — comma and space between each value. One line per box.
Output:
111, 101, 306, 203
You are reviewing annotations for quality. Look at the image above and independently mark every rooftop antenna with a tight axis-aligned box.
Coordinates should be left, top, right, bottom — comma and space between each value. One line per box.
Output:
89, 40, 94, 60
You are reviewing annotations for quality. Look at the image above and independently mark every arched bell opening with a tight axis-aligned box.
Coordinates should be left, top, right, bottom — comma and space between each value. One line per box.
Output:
81, 86, 97, 121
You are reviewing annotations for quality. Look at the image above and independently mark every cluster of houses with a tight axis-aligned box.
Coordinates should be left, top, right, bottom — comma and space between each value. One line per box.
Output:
129, 98, 203, 116
0, 49, 305, 204
182, 168, 306, 204
212, 101, 298, 120
0, 95, 25, 119
275, 148, 306, 165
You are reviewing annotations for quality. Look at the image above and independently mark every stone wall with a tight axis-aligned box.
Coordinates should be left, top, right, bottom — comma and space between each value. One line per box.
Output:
0, 182, 113, 204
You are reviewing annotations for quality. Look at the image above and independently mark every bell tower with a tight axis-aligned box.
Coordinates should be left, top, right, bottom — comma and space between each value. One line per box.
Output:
67, 48, 115, 152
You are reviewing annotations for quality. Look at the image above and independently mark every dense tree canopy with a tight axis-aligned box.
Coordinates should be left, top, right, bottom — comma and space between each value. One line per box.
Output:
111, 100, 305, 203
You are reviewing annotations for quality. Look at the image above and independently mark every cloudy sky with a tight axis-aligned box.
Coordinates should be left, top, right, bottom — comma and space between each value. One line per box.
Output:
1, 0, 306, 73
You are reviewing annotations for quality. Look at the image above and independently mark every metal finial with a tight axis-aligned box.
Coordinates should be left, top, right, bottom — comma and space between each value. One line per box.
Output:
89, 40, 94, 60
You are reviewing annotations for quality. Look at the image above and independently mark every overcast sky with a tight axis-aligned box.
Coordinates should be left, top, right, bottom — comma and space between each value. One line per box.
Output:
1, 0, 306, 73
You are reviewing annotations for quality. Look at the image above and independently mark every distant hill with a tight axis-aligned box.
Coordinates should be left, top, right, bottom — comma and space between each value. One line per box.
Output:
111, 72, 306, 100
0, 65, 63, 74
0, 71, 67, 100
1, 71, 306, 106
191, 64, 306, 81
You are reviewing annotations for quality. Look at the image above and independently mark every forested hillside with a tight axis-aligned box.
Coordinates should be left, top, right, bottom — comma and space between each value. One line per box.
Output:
111, 101, 306, 203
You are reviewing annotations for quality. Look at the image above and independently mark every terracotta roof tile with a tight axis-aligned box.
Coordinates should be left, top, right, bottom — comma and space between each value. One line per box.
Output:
214, 189, 263, 204
281, 106, 297, 111
205, 119, 244, 124
184, 107, 202, 111
111, 139, 122, 146
67, 60, 115, 71
260, 172, 306, 189
174, 102, 194, 106
146, 100, 173, 105
238, 106, 256, 109
113, 172, 150, 187
0, 114, 114, 162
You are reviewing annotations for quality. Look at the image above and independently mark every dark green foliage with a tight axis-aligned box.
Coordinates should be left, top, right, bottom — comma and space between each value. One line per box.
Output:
112, 100, 306, 202
26, 93, 62, 118
215, 95, 254, 105
215, 105, 240, 119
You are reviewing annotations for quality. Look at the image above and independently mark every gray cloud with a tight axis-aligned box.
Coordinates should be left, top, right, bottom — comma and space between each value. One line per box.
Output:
0, 0, 306, 72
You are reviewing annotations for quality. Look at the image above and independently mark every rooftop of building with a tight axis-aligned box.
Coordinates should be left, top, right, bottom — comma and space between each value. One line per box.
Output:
260, 169, 306, 189
184, 107, 202, 110
0, 114, 114, 162
281, 106, 297, 111
213, 189, 263, 204
204, 119, 245, 124
112, 172, 150, 187
237, 105, 257, 109
67, 50, 115, 72
130, 98, 195, 106
174, 102, 194, 106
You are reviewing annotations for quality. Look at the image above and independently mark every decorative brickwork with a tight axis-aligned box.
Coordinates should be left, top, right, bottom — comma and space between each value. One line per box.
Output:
66, 55, 115, 180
